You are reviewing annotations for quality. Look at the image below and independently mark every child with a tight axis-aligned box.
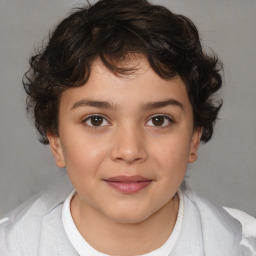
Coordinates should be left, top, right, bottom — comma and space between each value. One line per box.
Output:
0, 0, 255, 255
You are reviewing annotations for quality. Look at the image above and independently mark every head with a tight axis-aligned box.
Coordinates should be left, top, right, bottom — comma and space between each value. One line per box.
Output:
24, 0, 222, 145
23, 0, 222, 223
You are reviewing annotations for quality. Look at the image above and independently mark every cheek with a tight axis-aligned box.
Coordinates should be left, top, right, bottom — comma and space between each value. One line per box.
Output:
152, 134, 191, 165
150, 134, 191, 181
61, 135, 109, 178
160, 150, 188, 185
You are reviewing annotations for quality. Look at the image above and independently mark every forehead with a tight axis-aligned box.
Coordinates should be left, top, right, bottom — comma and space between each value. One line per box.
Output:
60, 57, 191, 112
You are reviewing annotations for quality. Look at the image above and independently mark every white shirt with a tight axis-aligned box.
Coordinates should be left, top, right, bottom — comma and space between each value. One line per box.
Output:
62, 190, 184, 256
0, 175, 255, 255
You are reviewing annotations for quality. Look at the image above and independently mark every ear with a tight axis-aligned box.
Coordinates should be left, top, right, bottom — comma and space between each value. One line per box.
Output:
47, 134, 66, 168
188, 127, 203, 163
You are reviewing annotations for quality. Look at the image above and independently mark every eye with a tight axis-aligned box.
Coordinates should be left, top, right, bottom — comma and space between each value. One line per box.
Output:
146, 115, 173, 127
83, 115, 110, 127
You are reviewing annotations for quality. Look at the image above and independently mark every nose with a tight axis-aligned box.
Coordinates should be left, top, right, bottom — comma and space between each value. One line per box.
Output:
110, 125, 148, 164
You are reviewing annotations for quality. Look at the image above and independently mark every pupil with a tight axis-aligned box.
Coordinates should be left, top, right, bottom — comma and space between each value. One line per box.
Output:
91, 116, 103, 126
152, 116, 164, 126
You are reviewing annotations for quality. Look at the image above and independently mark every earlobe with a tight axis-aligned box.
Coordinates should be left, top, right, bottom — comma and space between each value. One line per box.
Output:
188, 127, 203, 163
47, 134, 66, 168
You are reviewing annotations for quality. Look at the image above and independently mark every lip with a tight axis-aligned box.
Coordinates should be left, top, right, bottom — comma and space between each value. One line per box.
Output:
103, 175, 152, 194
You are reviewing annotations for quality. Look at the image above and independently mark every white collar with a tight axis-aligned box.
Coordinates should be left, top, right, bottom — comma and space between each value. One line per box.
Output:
62, 190, 184, 256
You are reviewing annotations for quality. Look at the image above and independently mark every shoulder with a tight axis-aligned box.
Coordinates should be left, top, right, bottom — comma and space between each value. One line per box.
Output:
184, 190, 256, 236
0, 175, 74, 256
184, 189, 242, 228
224, 207, 256, 237
183, 189, 256, 255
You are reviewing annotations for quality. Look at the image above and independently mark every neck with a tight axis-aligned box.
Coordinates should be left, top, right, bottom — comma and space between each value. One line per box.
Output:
70, 193, 179, 255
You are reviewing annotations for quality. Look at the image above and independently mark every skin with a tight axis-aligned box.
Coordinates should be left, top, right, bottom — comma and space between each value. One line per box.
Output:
48, 58, 202, 255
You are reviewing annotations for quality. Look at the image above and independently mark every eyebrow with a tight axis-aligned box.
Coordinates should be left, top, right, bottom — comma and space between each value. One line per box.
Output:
141, 99, 184, 111
71, 99, 116, 110
71, 98, 183, 111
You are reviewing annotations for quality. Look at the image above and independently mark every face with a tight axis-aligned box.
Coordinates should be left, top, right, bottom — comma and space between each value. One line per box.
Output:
48, 58, 202, 224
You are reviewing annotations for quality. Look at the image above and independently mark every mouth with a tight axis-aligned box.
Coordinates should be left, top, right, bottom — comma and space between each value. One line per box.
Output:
103, 175, 152, 194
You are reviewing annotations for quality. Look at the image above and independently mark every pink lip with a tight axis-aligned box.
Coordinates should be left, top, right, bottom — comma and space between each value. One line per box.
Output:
104, 175, 152, 194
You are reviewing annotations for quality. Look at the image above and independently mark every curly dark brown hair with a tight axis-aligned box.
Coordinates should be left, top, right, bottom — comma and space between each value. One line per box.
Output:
23, 0, 222, 144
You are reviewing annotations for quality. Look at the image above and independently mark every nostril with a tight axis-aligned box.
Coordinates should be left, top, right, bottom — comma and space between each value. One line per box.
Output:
114, 152, 148, 164
111, 146, 148, 164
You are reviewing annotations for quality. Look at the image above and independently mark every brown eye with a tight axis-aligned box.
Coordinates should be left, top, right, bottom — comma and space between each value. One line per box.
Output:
84, 115, 109, 127
152, 116, 165, 126
146, 115, 173, 127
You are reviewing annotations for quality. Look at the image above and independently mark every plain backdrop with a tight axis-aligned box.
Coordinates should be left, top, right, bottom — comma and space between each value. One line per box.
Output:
0, 0, 256, 217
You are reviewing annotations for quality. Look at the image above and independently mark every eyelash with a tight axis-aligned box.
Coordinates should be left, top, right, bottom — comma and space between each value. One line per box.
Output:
82, 114, 174, 128
146, 115, 174, 127
82, 115, 110, 129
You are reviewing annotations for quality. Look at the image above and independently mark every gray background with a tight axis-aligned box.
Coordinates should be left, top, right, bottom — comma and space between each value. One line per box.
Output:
0, 0, 255, 217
